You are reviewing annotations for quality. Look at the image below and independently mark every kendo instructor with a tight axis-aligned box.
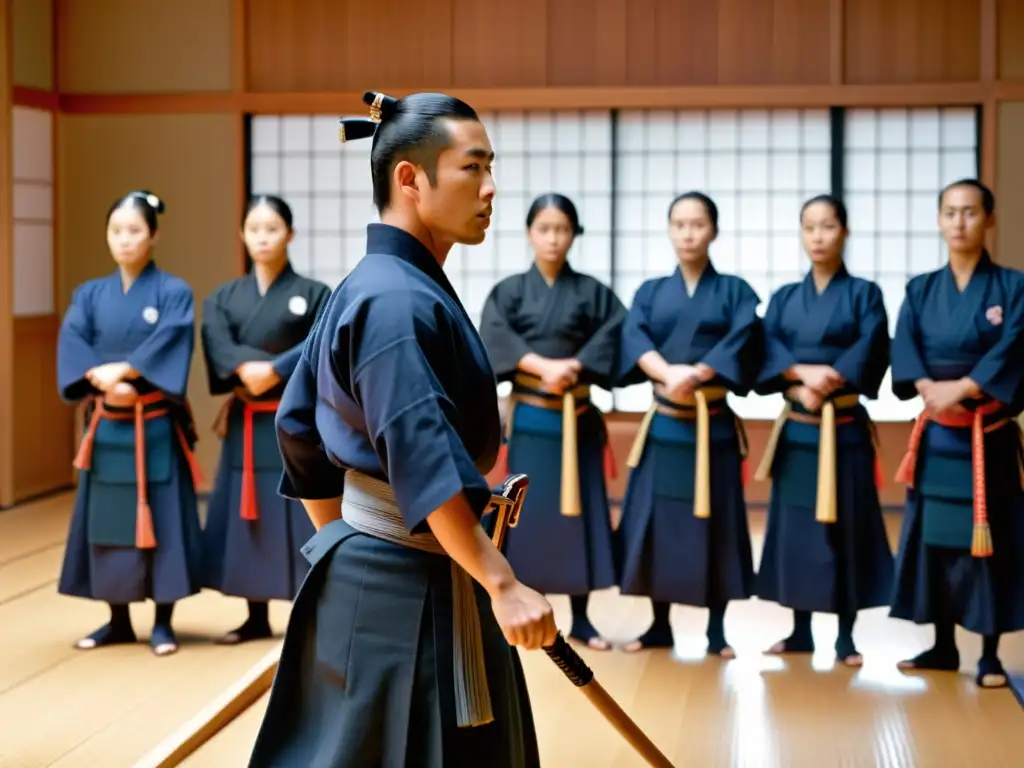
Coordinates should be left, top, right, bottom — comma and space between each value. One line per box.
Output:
246, 90, 556, 768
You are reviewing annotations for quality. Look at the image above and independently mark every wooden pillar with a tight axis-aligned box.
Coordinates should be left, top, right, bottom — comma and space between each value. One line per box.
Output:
0, 0, 14, 508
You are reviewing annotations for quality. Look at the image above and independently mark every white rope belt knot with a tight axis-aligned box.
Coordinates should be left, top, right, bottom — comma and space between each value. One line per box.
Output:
341, 470, 494, 728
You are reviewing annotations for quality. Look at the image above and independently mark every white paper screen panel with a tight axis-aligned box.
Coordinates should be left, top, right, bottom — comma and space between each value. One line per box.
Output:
249, 106, 978, 421
12, 106, 54, 317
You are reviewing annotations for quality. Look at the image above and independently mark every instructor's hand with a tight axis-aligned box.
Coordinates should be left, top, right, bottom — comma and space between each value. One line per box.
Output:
490, 580, 558, 650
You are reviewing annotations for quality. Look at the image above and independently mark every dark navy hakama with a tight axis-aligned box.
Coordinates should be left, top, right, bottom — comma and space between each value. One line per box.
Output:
755, 403, 894, 614
249, 519, 539, 768
58, 400, 204, 604
201, 400, 314, 601
618, 402, 753, 606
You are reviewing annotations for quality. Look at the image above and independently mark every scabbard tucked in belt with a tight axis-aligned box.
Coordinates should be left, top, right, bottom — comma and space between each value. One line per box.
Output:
625, 385, 729, 519
508, 373, 589, 517
340, 471, 493, 728
74, 391, 204, 550
213, 389, 280, 521
895, 400, 1011, 558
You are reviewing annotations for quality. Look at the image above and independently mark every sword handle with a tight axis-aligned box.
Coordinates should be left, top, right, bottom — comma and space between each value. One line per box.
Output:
542, 633, 594, 687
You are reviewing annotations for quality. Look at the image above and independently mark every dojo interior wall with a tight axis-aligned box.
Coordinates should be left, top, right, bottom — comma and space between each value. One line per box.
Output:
2, 0, 1023, 507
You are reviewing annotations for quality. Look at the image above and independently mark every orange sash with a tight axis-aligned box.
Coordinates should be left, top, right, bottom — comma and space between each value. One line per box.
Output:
213, 392, 281, 521
74, 392, 204, 550
895, 400, 1008, 558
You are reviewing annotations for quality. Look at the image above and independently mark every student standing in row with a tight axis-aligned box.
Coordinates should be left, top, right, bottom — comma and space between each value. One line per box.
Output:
616, 192, 762, 656
480, 193, 626, 651
753, 195, 893, 667
201, 195, 331, 644
58, 191, 203, 657
889, 179, 1024, 689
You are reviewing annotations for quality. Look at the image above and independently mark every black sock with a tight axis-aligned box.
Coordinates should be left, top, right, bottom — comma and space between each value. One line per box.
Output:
154, 602, 175, 628
793, 609, 813, 639
982, 634, 1001, 662
651, 601, 671, 633
247, 600, 270, 626
706, 603, 728, 651
569, 594, 599, 640
838, 612, 855, 642
109, 603, 132, 629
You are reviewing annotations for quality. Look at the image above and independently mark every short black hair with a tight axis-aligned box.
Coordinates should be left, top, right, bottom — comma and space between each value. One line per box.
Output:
367, 93, 480, 213
938, 178, 995, 215
244, 194, 294, 229
107, 190, 165, 234
801, 194, 849, 229
526, 193, 584, 236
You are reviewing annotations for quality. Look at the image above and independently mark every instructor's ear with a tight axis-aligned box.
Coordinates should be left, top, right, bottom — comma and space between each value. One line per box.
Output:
394, 160, 421, 204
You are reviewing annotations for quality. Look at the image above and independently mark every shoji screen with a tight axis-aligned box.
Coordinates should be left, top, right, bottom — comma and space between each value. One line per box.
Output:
611, 109, 833, 417
248, 110, 616, 408
12, 106, 54, 317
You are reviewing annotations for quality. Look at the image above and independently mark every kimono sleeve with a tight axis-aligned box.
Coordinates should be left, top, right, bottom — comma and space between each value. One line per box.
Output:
830, 281, 891, 399
699, 279, 763, 395
616, 280, 659, 387
479, 278, 532, 380
890, 279, 931, 401
57, 283, 103, 402
754, 286, 799, 395
573, 280, 627, 388
344, 292, 492, 533
967, 276, 1024, 405
201, 287, 271, 395
127, 279, 195, 398
274, 347, 347, 500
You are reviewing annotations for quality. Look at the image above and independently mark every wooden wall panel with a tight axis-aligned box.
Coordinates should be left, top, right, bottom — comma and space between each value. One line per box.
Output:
244, 0, 834, 92
56, 0, 232, 94
12, 0, 52, 90
998, 0, 1024, 79
245, 0, 454, 93
844, 0, 981, 84
12, 314, 73, 501
452, 0, 548, 87
996, 102, 1024, 273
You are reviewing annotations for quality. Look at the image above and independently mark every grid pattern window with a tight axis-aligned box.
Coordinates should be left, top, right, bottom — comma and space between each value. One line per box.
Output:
844, 107, 978, 423
12, 106, 54, 317
249, 116, 378, 289
248, 111, 616, 410
612, 109, 833, 417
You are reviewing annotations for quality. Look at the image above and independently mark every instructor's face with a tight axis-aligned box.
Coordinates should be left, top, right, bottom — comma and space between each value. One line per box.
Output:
419, 119, 496, 246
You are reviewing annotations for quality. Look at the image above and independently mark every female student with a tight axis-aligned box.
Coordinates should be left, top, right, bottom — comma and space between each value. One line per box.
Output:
616, 191, 762, 656
753, 194, 893, 667
201, 195, 331, 644
889, 179, 1024, 689
480, 193, 625, 650
57, 190, 203, 657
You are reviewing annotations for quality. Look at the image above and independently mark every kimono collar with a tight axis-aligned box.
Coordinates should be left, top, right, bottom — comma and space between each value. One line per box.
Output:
529, 259, 573, 283
805, 260, 849, 286
366, 223, 447, 283
675, 259, 717, 282
947, 249, 993, 275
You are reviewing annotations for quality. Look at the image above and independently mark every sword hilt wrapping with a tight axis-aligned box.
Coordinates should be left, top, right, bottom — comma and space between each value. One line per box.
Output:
543, 634, 594, 687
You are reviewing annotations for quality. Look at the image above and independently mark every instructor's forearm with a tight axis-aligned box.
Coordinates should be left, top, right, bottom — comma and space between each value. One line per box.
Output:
427, 492, 516, 597
300, 497, 342, 530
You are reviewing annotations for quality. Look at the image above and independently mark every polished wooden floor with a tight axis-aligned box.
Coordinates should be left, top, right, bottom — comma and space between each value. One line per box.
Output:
1, 493, 1022, 767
